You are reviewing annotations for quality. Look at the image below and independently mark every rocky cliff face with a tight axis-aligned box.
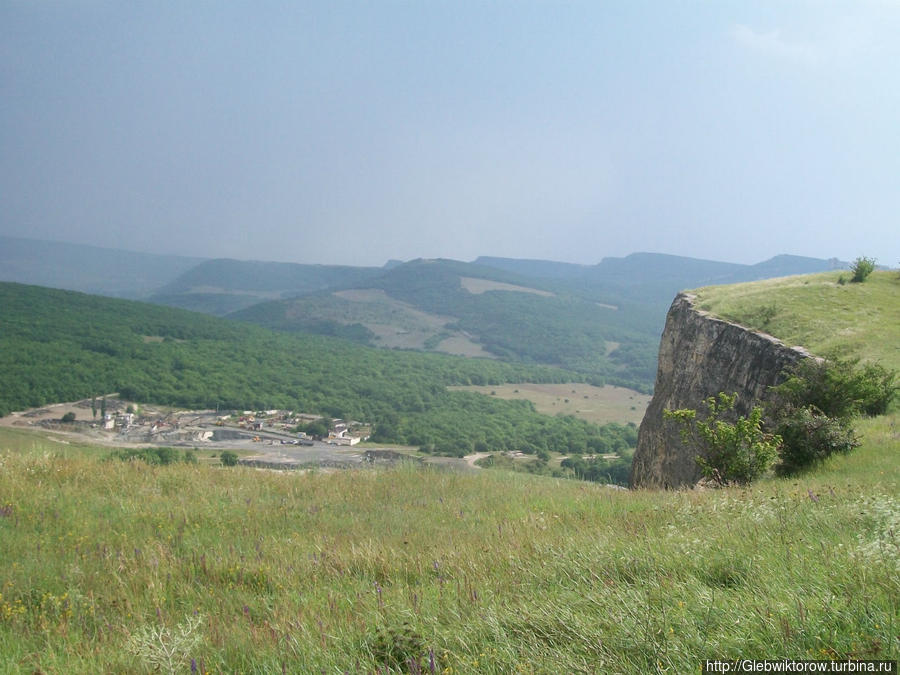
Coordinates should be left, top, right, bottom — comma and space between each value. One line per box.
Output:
630, 293, 816, 489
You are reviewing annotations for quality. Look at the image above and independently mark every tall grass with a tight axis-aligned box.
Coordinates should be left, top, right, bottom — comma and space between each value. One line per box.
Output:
694, 270, 900, 374
1, 420, 896, 673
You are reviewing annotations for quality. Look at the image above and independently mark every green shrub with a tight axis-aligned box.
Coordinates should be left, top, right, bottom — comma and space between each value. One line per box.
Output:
772, 358, 897, 420
296, 419, 329, 438
61, 412, 76, 423
767, 358, 896, 474
854, 363, 899, 415
750, 303, 778, 329
663, 392, 781, 485
774, 406, 858, 475
220, 450, 239, 466
665, 393, 781, 485
850, 256, 876, 282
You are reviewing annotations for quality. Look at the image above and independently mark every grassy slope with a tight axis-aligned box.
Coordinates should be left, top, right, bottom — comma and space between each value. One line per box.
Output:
693, 270, 899, 371
0, 425, 896, 673
1, 272, 897, 672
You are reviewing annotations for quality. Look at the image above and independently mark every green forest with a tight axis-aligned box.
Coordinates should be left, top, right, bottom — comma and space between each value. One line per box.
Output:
0, 283, 637, 457
234, 259, 660, 391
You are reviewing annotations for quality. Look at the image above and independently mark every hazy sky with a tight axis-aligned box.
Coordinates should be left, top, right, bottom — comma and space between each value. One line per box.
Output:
2, 1, 898, 267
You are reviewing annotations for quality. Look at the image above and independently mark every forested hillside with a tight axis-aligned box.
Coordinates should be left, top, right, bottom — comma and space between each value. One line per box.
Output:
2, 238, 844, 395
0, 283, 636, 456
149, 258, 385, 315
233, 259, 660, 391
231, 256, 842, 391
2, 238, 845, 395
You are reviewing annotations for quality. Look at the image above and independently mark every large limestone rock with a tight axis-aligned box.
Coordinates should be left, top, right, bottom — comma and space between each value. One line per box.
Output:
630, 293, 815, 489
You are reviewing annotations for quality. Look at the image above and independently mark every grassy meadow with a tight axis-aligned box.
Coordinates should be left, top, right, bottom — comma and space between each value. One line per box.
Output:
694, 270, 900, 370
447, 383, 651, 426
1, 417, 897, 673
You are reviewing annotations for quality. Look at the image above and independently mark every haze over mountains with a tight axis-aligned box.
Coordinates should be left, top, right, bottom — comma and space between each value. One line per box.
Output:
2, 235, 841, 306
1, 235, 844, 392
0, 236, 204, 299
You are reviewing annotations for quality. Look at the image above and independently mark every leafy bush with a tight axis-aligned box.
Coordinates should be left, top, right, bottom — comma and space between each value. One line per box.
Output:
61, 412, 76, 422
772, 358, 897, 420
296, 419, 329, 439
850, 256, 876, 283
774, 406, 858, 475
854, 363, 899, 415
767, 357, 896, 474
219, 450, 239, 466
665, 393, 781, 486
749, 303, 778, 329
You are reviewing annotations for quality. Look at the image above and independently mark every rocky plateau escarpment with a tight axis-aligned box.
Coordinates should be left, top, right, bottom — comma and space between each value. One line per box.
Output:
630, 292, 816, 489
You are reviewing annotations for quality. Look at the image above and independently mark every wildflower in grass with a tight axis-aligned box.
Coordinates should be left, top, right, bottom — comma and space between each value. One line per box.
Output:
127, 613, 204, 674
853, 494, 900, 571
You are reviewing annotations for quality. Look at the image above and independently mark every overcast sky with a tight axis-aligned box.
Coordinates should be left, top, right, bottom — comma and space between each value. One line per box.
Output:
2, 1, 898, 267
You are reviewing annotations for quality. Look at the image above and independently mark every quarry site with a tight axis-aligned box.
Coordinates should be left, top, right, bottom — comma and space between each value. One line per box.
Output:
0, 396, 459, 471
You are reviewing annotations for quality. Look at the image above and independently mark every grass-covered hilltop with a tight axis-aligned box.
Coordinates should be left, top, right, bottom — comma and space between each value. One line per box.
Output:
693, 270, 899, 368
1, 271, 898, 672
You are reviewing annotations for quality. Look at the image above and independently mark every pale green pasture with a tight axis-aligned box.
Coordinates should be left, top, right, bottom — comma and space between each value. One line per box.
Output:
449, 382, 651, 425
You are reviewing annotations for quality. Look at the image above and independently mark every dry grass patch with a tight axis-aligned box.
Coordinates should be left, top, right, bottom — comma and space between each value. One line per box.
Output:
460, 277, 554, 297
449, 382, 651, 425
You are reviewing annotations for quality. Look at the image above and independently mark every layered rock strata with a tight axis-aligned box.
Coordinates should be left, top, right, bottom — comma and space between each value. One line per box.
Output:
630, 292, 816, 489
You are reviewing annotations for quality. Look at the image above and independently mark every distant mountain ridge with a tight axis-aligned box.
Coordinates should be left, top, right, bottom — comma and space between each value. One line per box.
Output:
476, 253, 843, 296
1, 236, 848, 391
0, 235, 205, 299
149, 258, 385, 315
155, 258, 385, 293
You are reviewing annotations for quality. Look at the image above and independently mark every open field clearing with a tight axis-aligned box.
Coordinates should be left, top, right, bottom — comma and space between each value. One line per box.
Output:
449, 382, 651, 425
430, 334, 497, 358
459, 276, 555, 297
329, 288, 494, 356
